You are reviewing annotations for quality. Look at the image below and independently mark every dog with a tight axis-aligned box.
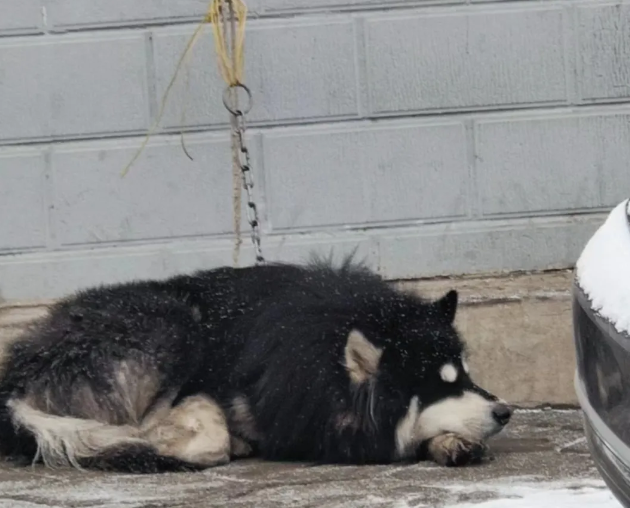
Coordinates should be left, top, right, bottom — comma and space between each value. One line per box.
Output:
0, 258, 512, 473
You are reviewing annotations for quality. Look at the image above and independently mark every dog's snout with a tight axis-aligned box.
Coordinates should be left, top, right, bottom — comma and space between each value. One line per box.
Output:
492, 404, 512, 426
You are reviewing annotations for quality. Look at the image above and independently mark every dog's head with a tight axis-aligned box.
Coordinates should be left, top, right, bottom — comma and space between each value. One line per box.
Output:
343, 289, 511, 459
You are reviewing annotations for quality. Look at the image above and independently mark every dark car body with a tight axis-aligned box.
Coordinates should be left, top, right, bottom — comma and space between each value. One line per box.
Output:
573, 199, 630, 507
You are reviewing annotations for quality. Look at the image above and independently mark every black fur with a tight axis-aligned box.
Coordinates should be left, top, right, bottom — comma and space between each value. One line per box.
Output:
0, 258, 506, 472
80, 444, 208, 474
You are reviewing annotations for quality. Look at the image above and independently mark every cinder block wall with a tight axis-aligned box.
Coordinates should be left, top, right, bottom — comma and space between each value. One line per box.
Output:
1, 0, 629, 302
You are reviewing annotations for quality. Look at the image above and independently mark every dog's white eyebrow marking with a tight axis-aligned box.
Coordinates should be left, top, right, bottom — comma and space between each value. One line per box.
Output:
440, 363, 458, 383
462, 359, 470, 375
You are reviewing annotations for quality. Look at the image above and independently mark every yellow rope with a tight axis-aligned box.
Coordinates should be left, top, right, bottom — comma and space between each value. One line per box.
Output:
120, 22, 205, 177
208, 0, 249, 266
230, 127, 243, 267
208, 0, 248, 86
121, 0, 248, 178
119, 0, 250, 266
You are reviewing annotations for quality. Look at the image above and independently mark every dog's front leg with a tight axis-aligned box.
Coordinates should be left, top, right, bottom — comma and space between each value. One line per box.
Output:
426, 433, 487, 467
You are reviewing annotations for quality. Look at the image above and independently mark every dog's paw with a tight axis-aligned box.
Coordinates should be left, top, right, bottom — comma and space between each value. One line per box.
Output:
427, 433, 487, 467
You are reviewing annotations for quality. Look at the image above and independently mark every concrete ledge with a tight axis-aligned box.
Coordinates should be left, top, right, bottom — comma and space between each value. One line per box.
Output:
0, 270, 576, 407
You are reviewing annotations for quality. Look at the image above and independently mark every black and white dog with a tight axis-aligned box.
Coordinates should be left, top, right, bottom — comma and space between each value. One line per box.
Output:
0, 259, 511, 473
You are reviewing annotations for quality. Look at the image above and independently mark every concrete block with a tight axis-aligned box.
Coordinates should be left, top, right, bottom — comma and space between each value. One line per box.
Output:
43, 0, 463, 29
0, 208, 594, 296
0, 210, 601, 302
476, 111, 630, 216
0, 249, 176, 303
263, 121, 468, 230
169, 234, 377, 276
259, 0, 462, 13
0, 151, 47, 251
377, 214, 605, 280
41, 0, 470, 30
263, 234, 377, 267
45, 0, 210, 30
0, 42, 51, 141
366, 6, 567, 114
0, 34, 150, 142
51, 134, 246, 245
578, 3, 630, 101
0, 232, 374, 302
0, 305, 50, 349
463, 299, 576, 406
152, 19, 358, 129
0, 0, 41, 34
46, 34, 150, 138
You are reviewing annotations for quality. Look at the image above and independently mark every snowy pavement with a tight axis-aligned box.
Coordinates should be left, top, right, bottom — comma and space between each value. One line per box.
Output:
440, 479, 617, 508
0, 410, 619, 508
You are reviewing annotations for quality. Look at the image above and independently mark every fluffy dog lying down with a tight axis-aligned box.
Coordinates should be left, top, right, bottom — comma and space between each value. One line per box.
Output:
0, 259, 512, 473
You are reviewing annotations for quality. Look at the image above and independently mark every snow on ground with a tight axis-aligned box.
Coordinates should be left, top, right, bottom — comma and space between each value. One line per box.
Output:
576, 199, 630, 335
439, 478, 620, 508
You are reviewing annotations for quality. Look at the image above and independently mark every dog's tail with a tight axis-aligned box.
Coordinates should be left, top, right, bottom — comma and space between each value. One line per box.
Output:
8, 398, 142, 468
5, 399, 200, 473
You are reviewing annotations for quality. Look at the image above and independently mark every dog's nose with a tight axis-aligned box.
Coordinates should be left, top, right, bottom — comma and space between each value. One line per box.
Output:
492, 404, 512, 426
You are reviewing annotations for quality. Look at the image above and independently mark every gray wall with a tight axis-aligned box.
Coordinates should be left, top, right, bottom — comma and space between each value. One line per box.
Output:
1, 0, 629, 301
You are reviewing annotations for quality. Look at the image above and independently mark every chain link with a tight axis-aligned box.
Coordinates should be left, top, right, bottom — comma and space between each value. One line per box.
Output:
230, 89, 265, 265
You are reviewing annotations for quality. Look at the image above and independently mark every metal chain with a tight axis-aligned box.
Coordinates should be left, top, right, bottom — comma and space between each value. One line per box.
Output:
224, 84, 264, 265
219, 0, 264, 266
235, 107, 265, 265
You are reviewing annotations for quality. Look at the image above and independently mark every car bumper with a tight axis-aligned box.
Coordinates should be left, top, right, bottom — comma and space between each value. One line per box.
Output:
573, 199, 630, 507
577, 372, 630, 508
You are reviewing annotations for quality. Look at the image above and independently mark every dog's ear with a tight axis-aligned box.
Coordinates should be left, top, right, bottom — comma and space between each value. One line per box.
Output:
344, 330, 383, 384
434, 290, 458, 324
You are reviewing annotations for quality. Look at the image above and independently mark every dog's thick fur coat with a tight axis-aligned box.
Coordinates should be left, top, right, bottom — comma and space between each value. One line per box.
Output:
0, 259, 511, 472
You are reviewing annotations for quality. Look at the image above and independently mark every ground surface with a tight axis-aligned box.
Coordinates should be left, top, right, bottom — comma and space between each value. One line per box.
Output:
0, 410, 620, 508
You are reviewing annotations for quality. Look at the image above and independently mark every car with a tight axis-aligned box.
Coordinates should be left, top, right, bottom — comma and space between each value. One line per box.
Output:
573, 198, 630, 507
